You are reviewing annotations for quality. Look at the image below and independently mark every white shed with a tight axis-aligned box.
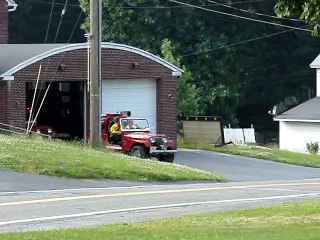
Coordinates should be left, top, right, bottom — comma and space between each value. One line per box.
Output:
274, 54, 320, 153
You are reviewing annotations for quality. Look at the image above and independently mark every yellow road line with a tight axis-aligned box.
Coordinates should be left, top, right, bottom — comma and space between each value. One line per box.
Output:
0, 182, 319, 207
1, 192, 320, 227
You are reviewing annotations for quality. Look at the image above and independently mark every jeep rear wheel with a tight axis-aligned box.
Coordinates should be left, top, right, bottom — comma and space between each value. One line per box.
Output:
130, 145, 147, 158
157, 154, 174, 163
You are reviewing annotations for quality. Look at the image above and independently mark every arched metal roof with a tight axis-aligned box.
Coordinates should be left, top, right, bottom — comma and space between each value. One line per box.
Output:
0, 42, 182, 80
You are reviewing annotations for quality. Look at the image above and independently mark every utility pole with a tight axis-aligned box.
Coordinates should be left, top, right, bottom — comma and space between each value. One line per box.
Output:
89, 0, 102, 148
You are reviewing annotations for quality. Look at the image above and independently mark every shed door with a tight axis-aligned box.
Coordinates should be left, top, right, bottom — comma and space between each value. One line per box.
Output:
101, 79, 157, 131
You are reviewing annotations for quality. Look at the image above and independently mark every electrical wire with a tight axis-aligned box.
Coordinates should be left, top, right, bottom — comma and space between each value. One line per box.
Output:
112, 0, 267, 9
168, 0, 312, 32
44, 0, 55, 43
181, 28, 300, 57
25, 0, 267, 9
53, 0, 69, 43
207, 0, 305, 23
27, 0, 79, 7
67, 11, 83, 42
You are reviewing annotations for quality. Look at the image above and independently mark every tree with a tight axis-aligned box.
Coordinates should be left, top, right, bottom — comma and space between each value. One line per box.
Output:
160, 39, 200, 116
9, 0, 85, 43
79, 0, 242, 124
78, 0, 320, 133
275, 0, 320, 36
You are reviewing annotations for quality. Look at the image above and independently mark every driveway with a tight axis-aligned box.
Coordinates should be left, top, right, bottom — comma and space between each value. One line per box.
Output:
175, 149, 320, 182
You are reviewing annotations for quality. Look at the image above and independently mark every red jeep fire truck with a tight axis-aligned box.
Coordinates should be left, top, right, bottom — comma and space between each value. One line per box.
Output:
101, 113, 177, 163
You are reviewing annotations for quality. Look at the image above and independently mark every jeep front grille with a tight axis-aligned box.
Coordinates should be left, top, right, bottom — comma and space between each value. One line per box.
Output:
152, 137, 165, 146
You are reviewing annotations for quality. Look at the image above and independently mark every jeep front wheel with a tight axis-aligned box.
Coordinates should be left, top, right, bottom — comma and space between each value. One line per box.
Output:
157, 154, 174, 163
130, 145, 147, 158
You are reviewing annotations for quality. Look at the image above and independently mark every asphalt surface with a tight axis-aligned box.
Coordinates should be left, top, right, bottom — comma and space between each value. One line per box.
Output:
0, 169, 146, 193
176, 149, 320, 182
0, 149, 319, 233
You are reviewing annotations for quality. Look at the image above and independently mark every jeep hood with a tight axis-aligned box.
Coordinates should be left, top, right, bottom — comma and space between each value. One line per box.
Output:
124, 132, 167, 140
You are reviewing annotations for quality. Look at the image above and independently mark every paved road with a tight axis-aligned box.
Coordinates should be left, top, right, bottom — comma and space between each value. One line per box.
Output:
0, 149, 319, 233
0, 179, 319, 232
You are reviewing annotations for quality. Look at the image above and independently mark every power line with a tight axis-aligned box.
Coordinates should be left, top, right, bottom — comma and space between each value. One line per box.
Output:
209, 0, 267, 5
181, 28, 299, 57
115, 0, 267, 9
44, 0, 55, 43
25, 0, 266, 9
207, 0, 305, 23
67, 11, 83, 42
168, 0, 312, 32
26, 0, 79, 7
53, 0, 68, 43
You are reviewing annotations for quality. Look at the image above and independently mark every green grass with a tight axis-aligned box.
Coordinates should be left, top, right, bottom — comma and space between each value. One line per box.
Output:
1, 200, 319, 239
0, 134, 223, 181
178, 141, 320, 168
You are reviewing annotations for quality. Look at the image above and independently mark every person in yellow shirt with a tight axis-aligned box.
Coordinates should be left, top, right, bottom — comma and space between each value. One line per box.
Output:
110, 116, 121, 144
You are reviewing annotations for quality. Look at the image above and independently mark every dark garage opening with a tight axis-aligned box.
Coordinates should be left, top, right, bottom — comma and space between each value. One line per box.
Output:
26, 81, 85, 139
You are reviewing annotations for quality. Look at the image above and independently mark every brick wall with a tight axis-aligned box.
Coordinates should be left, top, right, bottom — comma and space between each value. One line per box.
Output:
0, 82, 7, 125
0, 0, 8, 44
156, 73, 177, 141
4, 47, 178, 140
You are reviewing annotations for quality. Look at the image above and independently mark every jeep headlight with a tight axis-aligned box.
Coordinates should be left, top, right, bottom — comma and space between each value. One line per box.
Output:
150, 137, 155, 144
163, 137, 168, 144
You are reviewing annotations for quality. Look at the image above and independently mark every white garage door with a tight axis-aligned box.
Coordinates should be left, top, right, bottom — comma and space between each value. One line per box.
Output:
101, 79, 157, 131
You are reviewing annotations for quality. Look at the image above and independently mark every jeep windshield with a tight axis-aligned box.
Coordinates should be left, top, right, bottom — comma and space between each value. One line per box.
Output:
120, 118, 150, 131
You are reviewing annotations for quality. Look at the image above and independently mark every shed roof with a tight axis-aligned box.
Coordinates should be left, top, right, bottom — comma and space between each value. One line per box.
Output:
310, 54, 320, 68
0, 43, 183, 79
0, 44, 66, 76
274, 97, 320, 122
310, 53, 320, 68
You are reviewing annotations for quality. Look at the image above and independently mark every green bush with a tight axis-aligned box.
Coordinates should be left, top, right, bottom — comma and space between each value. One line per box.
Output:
306, 141, 319, 155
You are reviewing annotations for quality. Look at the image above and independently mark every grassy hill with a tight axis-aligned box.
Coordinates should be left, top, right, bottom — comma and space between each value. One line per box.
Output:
0, 134, 223, 181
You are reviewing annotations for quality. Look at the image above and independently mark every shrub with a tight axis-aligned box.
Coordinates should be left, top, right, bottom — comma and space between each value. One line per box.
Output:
306, 141, 319, 155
